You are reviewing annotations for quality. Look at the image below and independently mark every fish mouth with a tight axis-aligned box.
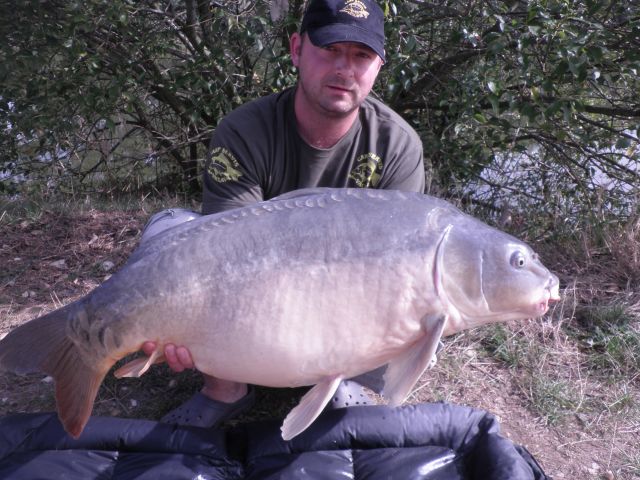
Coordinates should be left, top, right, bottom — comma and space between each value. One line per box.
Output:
536, 285, 561, 315
538, 299, 550, 315
538, 275, 561, 314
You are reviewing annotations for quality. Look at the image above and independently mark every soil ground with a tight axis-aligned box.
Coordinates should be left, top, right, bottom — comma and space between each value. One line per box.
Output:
1, 208, 638, 479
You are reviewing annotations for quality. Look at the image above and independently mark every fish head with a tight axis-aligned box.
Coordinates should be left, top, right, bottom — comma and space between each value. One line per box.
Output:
438, 224, 560, 329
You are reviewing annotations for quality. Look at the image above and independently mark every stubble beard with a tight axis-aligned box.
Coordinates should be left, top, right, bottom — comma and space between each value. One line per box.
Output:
318, 95, 359, 118
299, 77, 364, 119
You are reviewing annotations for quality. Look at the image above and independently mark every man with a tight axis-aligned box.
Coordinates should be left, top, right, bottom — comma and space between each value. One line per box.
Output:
142, 0, 425, 429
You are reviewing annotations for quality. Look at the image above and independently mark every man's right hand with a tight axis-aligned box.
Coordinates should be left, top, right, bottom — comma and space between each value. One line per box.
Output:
142, 341, 196, 372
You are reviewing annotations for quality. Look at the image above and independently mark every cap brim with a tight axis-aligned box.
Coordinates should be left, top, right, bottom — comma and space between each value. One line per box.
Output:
307, 24, 385, 62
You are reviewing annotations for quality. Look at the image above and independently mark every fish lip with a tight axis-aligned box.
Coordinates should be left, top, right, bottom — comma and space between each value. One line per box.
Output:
538, 286, 561, 315
539, 300, 550, 315
535, 297, 549, 315
547, 276, 561, 301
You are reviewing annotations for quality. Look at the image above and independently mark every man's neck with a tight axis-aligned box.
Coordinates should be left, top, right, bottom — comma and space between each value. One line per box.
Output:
294, 92, 359, 149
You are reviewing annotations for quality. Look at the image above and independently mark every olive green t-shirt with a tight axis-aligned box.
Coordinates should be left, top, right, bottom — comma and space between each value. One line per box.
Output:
202, 87, 425, 214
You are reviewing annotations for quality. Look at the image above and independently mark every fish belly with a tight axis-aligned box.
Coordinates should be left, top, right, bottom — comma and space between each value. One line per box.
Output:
194, 259, 431, 386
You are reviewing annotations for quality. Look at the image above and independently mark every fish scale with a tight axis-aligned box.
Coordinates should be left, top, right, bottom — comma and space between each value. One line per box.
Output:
0, 188, 560, 441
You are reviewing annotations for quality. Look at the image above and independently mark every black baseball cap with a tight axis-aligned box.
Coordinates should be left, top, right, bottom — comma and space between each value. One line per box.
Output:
300, 0, 386, 62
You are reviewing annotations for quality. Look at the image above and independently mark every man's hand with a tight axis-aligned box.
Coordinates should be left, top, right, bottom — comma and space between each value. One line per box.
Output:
142, 341, 195, 372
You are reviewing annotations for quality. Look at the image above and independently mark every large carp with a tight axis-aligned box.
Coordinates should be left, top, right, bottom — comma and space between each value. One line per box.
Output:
0, 188, 559, 440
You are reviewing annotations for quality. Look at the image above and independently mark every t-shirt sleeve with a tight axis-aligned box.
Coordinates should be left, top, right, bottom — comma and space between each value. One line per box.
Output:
377, 131, 425, 194
378, 144, 425, 193
201, 118, 265, 215
359, 97, 426, 194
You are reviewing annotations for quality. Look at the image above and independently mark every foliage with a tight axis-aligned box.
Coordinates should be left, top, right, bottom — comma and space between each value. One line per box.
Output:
1, 0, 302, 195
1, 0, 639, 231
381, 0, 640, 232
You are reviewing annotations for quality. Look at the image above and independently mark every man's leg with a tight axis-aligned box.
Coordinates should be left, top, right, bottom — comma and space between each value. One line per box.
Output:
161, 376, 254, 428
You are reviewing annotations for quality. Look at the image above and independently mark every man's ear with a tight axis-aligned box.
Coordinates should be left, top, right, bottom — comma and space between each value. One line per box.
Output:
290, 32, 302, 67
376, 56, 384, 74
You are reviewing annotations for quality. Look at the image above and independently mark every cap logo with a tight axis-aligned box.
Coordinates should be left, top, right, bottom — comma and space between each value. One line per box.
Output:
339, 0, 370, 19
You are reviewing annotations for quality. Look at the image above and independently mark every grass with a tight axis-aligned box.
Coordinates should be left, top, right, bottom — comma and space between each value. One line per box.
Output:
570, 303, 640, 380
480, 305, 639, 426
621, 451, 640, 478
481, 322, 585, 425
526, 376, 582, 425
482, 323, 534, 368
0, 185, 196, 227
479, 282, 640, 427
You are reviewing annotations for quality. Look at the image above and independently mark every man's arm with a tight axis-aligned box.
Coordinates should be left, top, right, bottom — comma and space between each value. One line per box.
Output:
201, 141, 265, 214
363, 97, 426, 194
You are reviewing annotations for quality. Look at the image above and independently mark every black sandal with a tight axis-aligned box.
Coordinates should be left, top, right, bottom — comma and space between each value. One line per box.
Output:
161, 387, 255, 428
329, 380, 373, 409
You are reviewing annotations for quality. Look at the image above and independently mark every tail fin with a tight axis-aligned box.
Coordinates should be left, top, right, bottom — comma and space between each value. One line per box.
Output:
0, 304, 115, 438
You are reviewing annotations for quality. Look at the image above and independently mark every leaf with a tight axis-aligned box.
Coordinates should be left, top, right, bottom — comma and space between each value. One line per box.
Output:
615, 138, 631, 149
586, 45, 604, 62
474, 113, 488, 124
406, 35, 417, 52
528, 25, 541, 36
488, 94, 500, 115
544, 101, 563, 118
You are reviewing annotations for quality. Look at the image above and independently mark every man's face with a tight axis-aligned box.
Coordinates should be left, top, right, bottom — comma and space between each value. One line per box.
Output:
291, 33, 383, 118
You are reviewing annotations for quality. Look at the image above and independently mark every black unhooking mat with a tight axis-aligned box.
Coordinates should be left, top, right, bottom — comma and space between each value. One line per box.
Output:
0, 403, 548, 479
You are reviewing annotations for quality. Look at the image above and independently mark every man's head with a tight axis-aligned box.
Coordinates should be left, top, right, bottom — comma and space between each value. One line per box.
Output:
300, 0, 385, 62
290, 1, 386, 123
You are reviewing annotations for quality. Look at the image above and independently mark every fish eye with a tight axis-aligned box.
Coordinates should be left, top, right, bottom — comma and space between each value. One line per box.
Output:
510, 251, 526, 268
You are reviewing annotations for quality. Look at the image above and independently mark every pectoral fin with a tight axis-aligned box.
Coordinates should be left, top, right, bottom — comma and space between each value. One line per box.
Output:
114, 348, 165, 378
281, 376, 343, 441
382, 315, 447, 406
